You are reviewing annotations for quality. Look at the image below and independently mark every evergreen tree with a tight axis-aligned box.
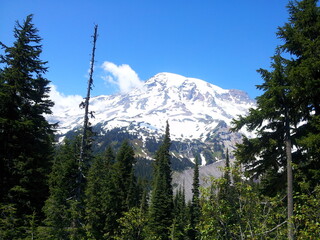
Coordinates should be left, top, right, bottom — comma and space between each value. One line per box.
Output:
188, 157, 200, 240
231, 53, 293, 192
232, 0, 320, 193
43, 137, 81, 239
232, 1, 320, 237
85, 146, 118, 239
278, 0, 320, 191
138, 179, 149, 214
171, 187, 187, 240
218, 149, 234, 202
224, 149, 231, 184
113, 140, 138, 212
277, 2, 320, 236
232, 51, 297, 239
148, 122, 173, 239
0, 14, 54, 229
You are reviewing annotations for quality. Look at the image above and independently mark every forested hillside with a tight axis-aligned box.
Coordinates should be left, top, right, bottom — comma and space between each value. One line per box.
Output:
1, 1, 319, 239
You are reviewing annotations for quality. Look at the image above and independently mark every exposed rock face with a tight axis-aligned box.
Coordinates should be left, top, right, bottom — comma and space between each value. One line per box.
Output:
48, 72, 255, 166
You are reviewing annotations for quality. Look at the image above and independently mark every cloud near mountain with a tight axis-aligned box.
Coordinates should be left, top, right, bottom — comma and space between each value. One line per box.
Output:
46, 72, 255, 165
101, 61, 144, 93
48, 84, 83, 116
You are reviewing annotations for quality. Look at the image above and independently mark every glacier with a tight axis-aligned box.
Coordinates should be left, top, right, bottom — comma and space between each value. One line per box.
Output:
47, 72, 255, 166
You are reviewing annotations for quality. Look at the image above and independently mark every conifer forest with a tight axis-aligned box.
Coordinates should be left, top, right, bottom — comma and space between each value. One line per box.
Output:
1, 1, 320, 239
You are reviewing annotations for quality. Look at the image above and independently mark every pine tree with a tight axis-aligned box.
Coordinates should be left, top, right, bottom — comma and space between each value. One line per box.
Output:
278, 0, 320, 117
232, 51, 298, 238
43, 137, 81, 239
148, 121, 173, 239
232, 0, 320, 192
0, 14, 54, 228
218, 149, 233, 201
231, 0, 320, 239
171, 187, 187, 240
113, 140, 138, 212
188, 157, 200, 240
231, 1, 320, 237
278, 0, 320, 191
85, 146, 118, 239
224, 149, 231, 184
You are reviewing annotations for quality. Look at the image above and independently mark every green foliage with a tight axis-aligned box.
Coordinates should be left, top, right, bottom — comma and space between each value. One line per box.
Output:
294, 185, 320, 239
278, 0, 320, 117
42, 137, 81, 239
1, 2, 319, 239
232, 0, 320, 196
85, 146, 119, 239
198, 166, 287, 239
278, 0, 320, 191
80, 141, 139, 239
148, 122, 173, 239
171, 187, 187, 240
115, 207, 147, 240
232, 52, 294, 195
188, 157, 200, 240
0, 203, 21, 239
113, 140, 139, 211
0, 14, 54, 236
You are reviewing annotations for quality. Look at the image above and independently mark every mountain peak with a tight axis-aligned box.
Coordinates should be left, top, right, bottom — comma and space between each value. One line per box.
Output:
49, 72, 255, 164
146, 72, 228, 96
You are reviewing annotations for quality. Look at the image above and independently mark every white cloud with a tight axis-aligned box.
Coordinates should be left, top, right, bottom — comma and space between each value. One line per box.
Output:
101, 61, 143, 93
48, 84, 83, 117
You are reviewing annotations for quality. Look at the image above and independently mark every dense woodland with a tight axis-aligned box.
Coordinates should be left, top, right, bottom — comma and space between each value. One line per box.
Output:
1, 0, 320, 239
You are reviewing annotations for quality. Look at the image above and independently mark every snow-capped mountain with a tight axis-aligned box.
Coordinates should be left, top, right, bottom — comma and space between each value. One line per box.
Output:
47, 72, 255, 167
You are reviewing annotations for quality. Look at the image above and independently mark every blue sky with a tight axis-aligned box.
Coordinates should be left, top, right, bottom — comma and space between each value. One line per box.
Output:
1, 0, 289, 99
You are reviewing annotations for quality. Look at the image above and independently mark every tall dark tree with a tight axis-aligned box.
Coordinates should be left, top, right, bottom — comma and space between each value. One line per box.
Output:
0, 14, 54, 225
277, 1, 320, 237
188, 157, 200, 240
218, 149, 234, 202
232, 1, 320, 238
113, 140, 138, 212
224, 149, 231, 184
43, 137, 81, 239
148, 121, 173, 239
172, 187, 187, 240
232, 51, 296, 239
277, 0, 320, 191
233, 0, 320, 192
85, 146, 118, 239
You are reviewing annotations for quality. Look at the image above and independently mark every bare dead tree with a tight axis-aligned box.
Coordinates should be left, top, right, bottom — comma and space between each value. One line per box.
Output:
72, 24, 98, 231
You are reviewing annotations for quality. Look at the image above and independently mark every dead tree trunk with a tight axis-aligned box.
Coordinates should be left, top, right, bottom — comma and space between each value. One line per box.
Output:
73, 24, 98, 231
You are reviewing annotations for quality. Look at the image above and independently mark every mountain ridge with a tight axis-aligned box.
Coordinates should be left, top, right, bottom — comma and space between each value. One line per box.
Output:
47, 72, 255, 166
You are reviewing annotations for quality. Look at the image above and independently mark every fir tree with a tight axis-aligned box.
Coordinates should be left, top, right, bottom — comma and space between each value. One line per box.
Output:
188, 157, 200, 240
232, 51, 297, 239
85, 146, 117, 239
224, 149, 231, 184
113, 140, 138, 212
232, 1, 320, 237
148, 121, 173, 239
43, 137, 81, 239
171, 187, 187, 240
278, 0, 320, 191
0, 14, 54, 229
276, 2, 320, 235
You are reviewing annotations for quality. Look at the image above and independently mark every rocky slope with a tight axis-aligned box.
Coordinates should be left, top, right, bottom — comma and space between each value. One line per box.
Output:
47, 72, 255, 168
